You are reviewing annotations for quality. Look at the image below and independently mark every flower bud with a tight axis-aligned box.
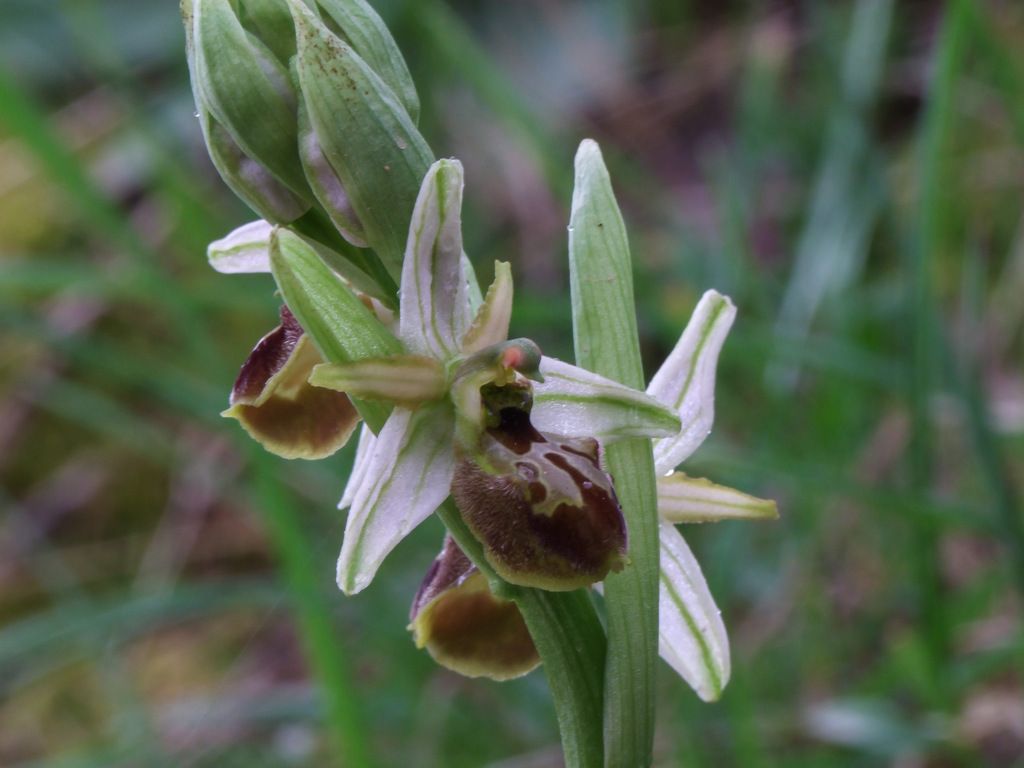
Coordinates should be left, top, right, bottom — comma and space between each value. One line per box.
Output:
410, 537, 539, 681
189, 0, 313, 213
297, 98, 368, 247
314, 0, 421, 122
289, 0, 434, 279
183, 0, 429, 284
223, 306, 359, 459
236, 0, 299, 66
181, 0, 311, 224
452, 397, 628, 591
202, 109, 312, 224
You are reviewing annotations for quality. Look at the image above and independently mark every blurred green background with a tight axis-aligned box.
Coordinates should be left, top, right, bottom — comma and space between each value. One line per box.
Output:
2, 0, 1023, 765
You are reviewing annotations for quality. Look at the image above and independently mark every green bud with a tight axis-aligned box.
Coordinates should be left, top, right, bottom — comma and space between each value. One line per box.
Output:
237, 0, 304, 65
316, 0, 420, 123
203, 109, 311, 224
182, 0, 311, 224
409, 537, 539, 681
289, 0, 434, 281
183, 0, 425, 294
297, 96, 368, 247
192, 0, 312, 206
233, 0, 421, 122
452, 396, 628, 591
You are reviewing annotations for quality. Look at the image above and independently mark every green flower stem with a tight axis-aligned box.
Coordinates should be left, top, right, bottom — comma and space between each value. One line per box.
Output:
437, 501, 606, 768
569, 140, 659, 767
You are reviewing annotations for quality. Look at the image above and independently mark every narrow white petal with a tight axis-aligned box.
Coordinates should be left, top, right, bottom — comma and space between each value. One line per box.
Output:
207, 220, 273, 273
649, 291, 736, 474
337, 404, 456, 594
399, 159, 470, 360
531, 357, 680, 441
658, 473, 778, 523
339, 423, 376, 510
310, 355, 446, 405
658, 522, 730, 701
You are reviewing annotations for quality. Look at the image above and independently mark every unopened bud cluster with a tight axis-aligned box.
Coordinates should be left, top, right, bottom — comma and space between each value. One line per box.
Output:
183, 0, 432, 300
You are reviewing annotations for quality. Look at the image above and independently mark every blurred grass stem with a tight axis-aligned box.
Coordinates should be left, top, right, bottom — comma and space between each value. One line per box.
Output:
250, 452, 373, 768
907, 0, 969, 687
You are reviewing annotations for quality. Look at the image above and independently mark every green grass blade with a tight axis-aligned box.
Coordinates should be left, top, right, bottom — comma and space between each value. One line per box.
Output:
939, 326, 1024, 594
249, 452, 373, 768
412, 0, 568, 197
0, 580, 281, 674
906, 0, 971, 689
0, 68, 145, 258
0, 66, 223, 373
770, 0, 892, 389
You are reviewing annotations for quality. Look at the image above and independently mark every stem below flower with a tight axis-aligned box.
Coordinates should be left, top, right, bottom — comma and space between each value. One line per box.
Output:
437, 501, 606, 768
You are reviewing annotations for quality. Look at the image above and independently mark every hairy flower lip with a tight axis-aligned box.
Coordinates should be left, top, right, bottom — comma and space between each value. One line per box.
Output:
409, 536, 540, 681
452, 403, 628, 592
222, 305, 359, 460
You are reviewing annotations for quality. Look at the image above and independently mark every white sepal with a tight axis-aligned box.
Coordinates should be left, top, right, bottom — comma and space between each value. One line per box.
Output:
531, 357, 680, 442
339, 423, 376, 510
658, 521, 730, 702
399, 159, 470, 360
337, 403, 456, 594
207, 220, 273, 273
658, 473, 778, 524
648, 290, 736, 475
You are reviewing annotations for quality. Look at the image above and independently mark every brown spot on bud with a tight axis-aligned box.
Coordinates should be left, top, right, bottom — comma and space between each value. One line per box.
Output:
409, 537, 539, 681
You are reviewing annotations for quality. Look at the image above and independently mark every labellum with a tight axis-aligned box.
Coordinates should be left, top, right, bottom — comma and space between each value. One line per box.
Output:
222, 306, 359, 459
452, 386, 628, 591
409, 536, 539, 681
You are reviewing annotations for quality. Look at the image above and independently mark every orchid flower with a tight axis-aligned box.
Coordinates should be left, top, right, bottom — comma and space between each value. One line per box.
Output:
643, 290, 778, 702
188, 0, 776, 757
207, 222, 366, 461
311, 158, 683, 595
210, 170, 776, 702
